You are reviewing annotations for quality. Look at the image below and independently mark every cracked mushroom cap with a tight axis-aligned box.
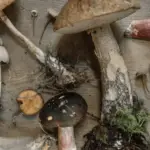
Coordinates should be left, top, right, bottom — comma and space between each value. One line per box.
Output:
54, 0, 140, 34
0, 0, 15, 11
0, 46, 9, 63
39, 92, 88, 130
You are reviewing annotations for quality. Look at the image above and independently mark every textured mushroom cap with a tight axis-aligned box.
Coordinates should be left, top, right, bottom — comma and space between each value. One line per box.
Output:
0, 0, 15, 11
39, 92, 88, 130
17, 89, 44, 116
0, 46, 9, 63
54, 0, 140, 34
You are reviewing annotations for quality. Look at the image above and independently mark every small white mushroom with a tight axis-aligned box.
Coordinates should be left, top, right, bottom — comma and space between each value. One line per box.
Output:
0, 39, 9, 98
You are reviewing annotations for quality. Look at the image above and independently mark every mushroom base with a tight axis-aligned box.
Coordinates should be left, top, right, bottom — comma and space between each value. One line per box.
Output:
82, 96, 150, 150
82, 125, 149, 150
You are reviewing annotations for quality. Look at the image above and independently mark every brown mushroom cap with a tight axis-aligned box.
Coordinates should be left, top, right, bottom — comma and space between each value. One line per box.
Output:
0, 0, 15, 11
54, 0, 140, 34
16, 89, 44, 116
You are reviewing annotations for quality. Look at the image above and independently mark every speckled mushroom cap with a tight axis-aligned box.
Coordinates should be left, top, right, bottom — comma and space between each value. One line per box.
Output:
0, 0, 15, 11
39, 92, 88, 130
54, 0, 140, 34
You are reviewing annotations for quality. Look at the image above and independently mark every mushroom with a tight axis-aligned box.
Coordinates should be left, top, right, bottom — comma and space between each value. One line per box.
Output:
0, 0, 76, 86
39, 92, 88, 150
0, 38, 9, 107
12, 89, 44, 125
124, 19, 150, 40
16, 89, 44, 116
53, 0, 140, 120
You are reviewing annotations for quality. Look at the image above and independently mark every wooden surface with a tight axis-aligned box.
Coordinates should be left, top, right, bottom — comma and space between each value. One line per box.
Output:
0, 0, 149, 149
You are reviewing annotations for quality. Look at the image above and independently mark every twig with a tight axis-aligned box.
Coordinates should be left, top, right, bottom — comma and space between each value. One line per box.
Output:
87, 112, 101, 122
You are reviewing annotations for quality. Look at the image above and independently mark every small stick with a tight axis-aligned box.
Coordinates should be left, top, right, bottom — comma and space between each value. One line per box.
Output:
124, 19, 150, 40
39, 8, 57, 45
39, 18, 53, 45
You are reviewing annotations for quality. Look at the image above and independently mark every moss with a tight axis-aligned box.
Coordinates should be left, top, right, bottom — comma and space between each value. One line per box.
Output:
110, 96, 150, 141
82, 96, 150, 150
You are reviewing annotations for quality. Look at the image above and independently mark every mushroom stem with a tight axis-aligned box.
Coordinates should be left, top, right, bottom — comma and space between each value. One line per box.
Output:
58, 127, 77, 150
50, 33, 63, 57
91, 25, 133, 120
0, 64, 1, 97
0, 12, 76, 86
47, 9, 64, 57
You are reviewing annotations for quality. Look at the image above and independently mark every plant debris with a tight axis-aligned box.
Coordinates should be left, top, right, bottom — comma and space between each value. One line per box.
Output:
35, 48, 95, 95
82, 96, 150, 150
82, 124, 149, 150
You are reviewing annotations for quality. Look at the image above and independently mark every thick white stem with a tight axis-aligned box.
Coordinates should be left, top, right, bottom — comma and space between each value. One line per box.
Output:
58, 127, 77, 150
91, 25, 133, 120
0, 13, 76, 85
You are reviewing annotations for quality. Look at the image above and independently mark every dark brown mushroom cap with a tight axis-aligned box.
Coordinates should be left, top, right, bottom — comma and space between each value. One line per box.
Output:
39, 92, 87, 130
54, 0, 140, 34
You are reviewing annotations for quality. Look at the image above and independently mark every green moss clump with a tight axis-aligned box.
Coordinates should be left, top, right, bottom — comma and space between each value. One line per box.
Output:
110, 96, 150, 141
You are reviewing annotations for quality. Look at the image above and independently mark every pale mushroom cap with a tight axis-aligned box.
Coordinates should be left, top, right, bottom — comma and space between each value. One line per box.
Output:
54, 0, 140, 34
17, 90, 44, 115
0, 0, 15, 11
0, 46, 9, 63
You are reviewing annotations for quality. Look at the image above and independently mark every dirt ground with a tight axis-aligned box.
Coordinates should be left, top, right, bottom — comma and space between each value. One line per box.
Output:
0, 0, 150, 150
